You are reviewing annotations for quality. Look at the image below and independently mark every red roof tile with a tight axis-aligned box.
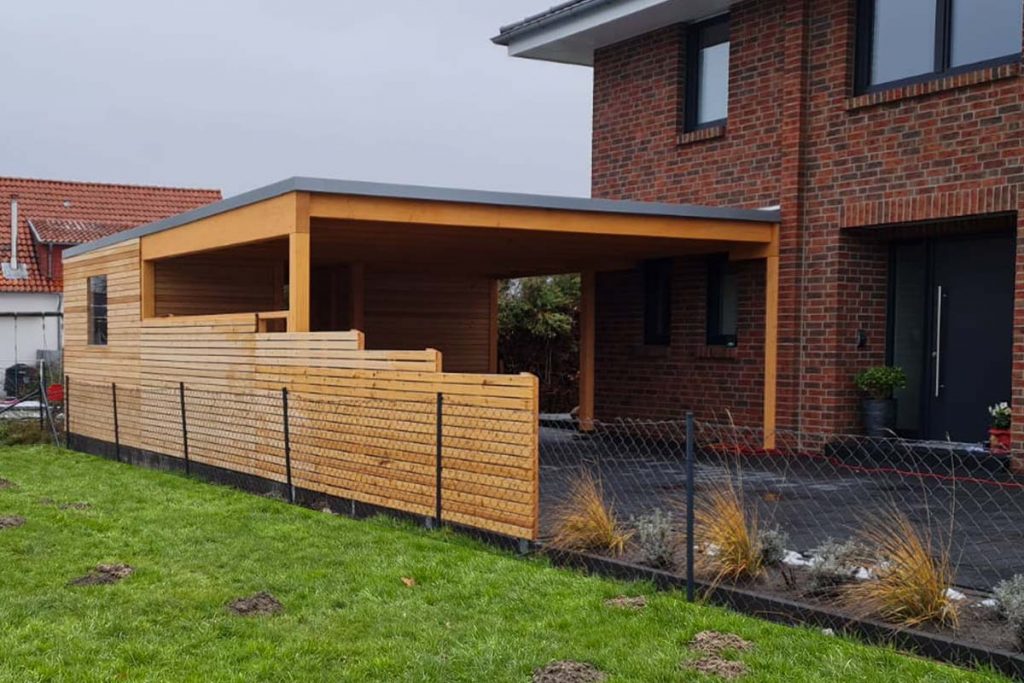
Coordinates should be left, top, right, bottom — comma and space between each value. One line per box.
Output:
0, 177, 221, 293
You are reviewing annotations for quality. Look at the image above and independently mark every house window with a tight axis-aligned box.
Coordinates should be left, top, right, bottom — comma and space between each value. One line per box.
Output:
685, 15, 730, 131
707, 257, 738, 347
857, 0, 1023, 92
643, 259, 672, 346
88, 275, 108, 346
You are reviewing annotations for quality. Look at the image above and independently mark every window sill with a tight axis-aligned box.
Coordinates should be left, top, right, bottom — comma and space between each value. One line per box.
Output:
694, 345, 738, 360
677, 125, 725, 146
845, 62, 1020, 111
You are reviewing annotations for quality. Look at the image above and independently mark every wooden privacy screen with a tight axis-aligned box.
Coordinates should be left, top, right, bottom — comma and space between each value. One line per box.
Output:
64, 241, 540, 539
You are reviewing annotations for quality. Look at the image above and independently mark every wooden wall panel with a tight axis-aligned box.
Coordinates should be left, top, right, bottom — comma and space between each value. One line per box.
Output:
364, 270, 494, 374
153, 254, 281, 317
63, 256, 540, 540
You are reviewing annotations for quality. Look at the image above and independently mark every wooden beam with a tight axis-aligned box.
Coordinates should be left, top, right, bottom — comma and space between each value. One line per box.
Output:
141, 193, 301, 261
140, 258, 155, 319
287, 194, 312, 333
488, 279, 499, 374
308, 194, 775, 245
763, 247, 780, 451
579, 271, 596, 432
350, 262, 365, 331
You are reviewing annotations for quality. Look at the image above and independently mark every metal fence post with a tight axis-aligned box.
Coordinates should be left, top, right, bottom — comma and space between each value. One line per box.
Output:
685, 410, 695, 603
64, 374, 70, 448
282, 387, 295, 504
435, 392, 444, 527
179, 382, 191, 476
112, 382, 121, 463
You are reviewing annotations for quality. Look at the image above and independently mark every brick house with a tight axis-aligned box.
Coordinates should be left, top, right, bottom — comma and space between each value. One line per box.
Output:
495, 0, 1024, 446
0, 177, 220, 389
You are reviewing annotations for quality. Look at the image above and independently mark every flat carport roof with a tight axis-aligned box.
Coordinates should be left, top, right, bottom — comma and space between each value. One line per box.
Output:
64, 176, 781, 448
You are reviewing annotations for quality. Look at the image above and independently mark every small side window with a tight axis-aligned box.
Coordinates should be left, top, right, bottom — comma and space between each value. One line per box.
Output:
707, 257, 738, 347
643, 259, 672, 346
88, 275, 108, 346
684, 14, 731, 131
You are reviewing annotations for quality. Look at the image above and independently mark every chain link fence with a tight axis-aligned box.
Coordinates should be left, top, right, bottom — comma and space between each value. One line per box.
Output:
540, 417, 1024, 594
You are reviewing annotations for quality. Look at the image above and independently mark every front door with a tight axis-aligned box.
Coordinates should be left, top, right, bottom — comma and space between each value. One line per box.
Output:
889, 231, 1014, 442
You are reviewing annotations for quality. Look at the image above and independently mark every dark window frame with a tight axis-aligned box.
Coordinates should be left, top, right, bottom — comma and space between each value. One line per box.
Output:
855, 0, 1022, 94
87, 275, 108, 346
643, 259, 673, 346
706, 255, 738, 347
684, 14, 731, 132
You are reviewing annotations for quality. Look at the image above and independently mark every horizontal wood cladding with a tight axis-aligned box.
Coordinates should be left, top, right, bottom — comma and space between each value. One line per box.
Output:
64, 270, 540, 538
153, 253, 283, 317
364, 270, 494, 374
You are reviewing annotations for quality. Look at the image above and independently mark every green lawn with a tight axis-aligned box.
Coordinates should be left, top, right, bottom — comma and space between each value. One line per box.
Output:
0, 445, 1010, 682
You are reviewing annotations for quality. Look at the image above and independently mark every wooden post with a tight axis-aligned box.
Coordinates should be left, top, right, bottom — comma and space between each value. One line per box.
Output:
763, 246, 780, 451
350, 262, 365, 331
579, 271, 596, 431
140, 259, 155, 319
287, 192, 311, 333
488, 279, 499, 374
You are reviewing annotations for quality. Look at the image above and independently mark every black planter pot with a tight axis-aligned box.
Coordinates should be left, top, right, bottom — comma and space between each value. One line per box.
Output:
862, 398, 897, 437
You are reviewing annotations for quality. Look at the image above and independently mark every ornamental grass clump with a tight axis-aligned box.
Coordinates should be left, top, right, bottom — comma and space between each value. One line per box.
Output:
694, 478, 765, 583
551, 470, 632, 556
842, 508, 959, 628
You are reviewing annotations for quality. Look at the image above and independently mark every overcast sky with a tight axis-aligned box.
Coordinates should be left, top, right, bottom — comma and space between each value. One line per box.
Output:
0, 1, 592, 198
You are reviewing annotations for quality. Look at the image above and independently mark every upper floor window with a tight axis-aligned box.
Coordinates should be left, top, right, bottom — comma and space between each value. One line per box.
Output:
707, 256, 738, 347
857, 0, 1023, 93
685, 15, 730, 131
643, 259, 672, 346
88, 275, 108, 346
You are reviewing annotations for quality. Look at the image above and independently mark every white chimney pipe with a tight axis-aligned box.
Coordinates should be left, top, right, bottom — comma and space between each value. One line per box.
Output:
10, 196, 18, 270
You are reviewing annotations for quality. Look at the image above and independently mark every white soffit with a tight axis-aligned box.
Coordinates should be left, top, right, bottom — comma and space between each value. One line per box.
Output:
496, 0, 735, 66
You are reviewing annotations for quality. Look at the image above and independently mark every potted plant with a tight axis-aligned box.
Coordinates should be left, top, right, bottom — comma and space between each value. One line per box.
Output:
988, 402, 1012, 454
854, 366, 907, 437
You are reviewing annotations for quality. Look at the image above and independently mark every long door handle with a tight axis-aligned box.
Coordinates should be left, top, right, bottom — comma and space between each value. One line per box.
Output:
934, 285, 943, 398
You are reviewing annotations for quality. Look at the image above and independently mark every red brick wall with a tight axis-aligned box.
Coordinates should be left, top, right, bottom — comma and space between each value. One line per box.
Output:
590, 0, 1024, 440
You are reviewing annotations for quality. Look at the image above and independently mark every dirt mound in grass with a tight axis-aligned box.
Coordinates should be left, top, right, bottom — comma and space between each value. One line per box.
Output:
228, 592, 283, 616
686, 657, 749, 680
0, 478, 15, 490
689, 631, 753, 656
685, 631, 753, 680
70, 564, 134, 586
604, 595, 647, 610
533, 660, 607, 683
0, 516, 25, 530
59, 502, 91, 511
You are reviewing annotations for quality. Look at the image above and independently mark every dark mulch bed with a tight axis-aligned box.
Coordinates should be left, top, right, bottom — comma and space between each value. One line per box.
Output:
228, 592, 283, 616
70, 564, 134, 586
533, 660, 607, 683
0, 516, 25, 530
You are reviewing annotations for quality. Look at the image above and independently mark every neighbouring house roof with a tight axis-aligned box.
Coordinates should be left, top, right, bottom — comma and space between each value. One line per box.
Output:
0, 177, 221, 293
493, 0, 734, 65
64, 176, 781, 259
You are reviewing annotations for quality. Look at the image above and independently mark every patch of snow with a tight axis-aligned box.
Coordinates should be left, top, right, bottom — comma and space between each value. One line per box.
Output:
945, 588, 967, 602
821, 628, 835, 637
854, 567, 874, 581
782, 550, 812, 568
980, 598, 999, 609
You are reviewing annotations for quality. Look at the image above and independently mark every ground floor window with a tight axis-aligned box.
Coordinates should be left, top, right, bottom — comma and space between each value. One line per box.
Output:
706, 256, 737, 347
87, 275, 108, 346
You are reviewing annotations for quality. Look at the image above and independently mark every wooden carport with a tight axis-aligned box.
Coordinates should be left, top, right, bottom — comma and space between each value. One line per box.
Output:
85, 177, 781, 447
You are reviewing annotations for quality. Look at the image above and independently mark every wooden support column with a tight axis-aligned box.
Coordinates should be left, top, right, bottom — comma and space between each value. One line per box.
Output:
763, 236, 780, 450
579, 271, 596, 431
488, 279, 499, 374
350, 262, 365, 331
287, 192, 311, 333
140, 259, 155, 319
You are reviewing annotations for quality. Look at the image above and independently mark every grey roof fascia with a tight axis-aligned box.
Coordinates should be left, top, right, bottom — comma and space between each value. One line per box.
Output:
492, 0, 610, 45
65, 176, 780, 259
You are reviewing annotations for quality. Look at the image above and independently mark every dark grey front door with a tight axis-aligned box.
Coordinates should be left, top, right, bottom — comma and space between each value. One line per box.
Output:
889, 232, 1014, 443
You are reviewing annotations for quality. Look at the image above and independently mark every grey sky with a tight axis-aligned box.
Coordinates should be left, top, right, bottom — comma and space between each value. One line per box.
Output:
0, 1, 592, 198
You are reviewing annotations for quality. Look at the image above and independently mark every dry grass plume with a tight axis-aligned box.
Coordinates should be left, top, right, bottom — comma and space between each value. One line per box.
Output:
550, 470, 632, 556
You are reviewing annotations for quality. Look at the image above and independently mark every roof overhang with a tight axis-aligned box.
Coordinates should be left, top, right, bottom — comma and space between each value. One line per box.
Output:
493, 0, 735, 66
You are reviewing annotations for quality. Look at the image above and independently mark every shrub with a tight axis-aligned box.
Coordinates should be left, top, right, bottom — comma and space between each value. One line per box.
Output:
0, 420, 48, 446
759, 526, 789, 567
854, 366, 907, 401
994, 574, 1024, 649
989, 402, 1012, 430
694, 478, 764, 583
842, 508, 959, 628
632, 509, 676, 568
808, 538, 864, 590
551, 470, 632, 556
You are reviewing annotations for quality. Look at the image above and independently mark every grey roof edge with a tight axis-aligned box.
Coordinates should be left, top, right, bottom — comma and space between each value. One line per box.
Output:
64, 176, 780, 259
492, 0, 611, 45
